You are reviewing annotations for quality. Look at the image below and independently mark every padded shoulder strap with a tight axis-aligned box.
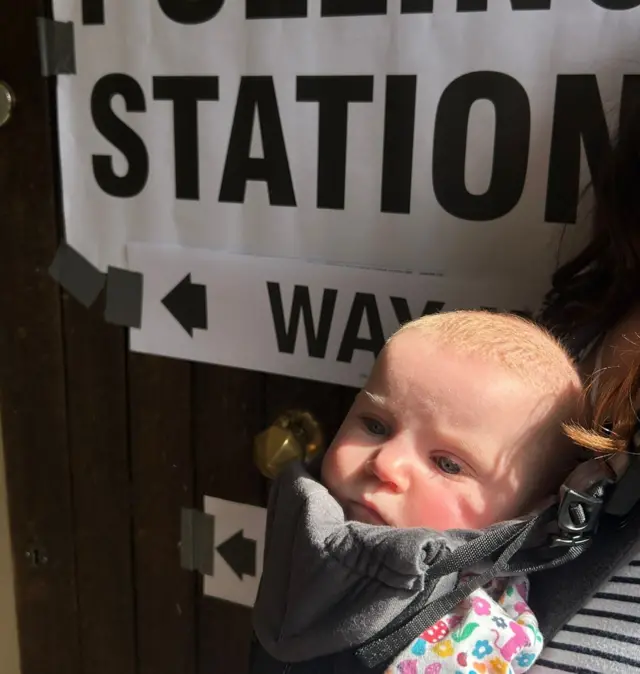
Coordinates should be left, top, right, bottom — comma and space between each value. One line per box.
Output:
530, 505, 640, 641
253, 462, 459, 663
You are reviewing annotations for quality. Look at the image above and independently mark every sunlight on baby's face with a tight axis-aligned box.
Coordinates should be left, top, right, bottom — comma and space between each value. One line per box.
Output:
322, 329, 557, 530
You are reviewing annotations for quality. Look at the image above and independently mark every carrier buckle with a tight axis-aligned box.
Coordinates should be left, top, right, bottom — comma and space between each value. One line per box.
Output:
551, 483, 609, 547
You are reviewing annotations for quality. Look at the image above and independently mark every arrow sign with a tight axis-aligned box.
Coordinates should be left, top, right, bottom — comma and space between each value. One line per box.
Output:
202, 496, 266, 606
216, 529, 257, 580
161, 273, 207, 336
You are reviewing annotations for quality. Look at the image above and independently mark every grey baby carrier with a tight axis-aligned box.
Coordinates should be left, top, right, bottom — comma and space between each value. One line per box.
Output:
248, 452, 620, 674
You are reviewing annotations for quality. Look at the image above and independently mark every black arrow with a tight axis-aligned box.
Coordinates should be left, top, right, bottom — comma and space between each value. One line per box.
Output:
161, 273, 207, 336
216, 530, 257, 581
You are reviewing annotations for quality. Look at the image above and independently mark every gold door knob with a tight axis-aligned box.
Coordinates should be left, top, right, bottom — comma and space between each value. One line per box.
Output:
254, 410, 325, 479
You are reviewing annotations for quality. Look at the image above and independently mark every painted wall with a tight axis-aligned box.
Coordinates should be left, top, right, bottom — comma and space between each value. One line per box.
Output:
0, 423, 21, 674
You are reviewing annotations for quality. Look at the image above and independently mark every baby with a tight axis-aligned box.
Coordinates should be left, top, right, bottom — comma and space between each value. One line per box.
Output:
322, 309, 581, 533
252, 310, 583, 674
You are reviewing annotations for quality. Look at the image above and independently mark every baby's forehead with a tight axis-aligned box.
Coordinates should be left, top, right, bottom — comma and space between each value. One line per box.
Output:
377, 328, 501, 382
370, 331, 528, 408
382, 322, 577, 394
382, 337, 568, 434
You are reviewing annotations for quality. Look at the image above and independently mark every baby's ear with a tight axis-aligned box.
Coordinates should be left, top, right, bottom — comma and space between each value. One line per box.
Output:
551, 434, 585, 487
523, 493, 558, 518
528, 439, 581, 508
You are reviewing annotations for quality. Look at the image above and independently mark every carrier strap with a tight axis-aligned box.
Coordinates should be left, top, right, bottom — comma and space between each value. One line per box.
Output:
356, 468, 611, 669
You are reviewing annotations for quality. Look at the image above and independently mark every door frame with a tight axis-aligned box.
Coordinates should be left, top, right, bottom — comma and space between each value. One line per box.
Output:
0, 1, 82, 673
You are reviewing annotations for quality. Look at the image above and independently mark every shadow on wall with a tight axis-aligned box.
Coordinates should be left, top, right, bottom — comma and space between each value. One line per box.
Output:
0, 419, 21, 674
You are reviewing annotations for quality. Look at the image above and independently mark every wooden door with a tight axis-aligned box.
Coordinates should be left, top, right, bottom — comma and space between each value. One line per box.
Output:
0, 2, 356, 673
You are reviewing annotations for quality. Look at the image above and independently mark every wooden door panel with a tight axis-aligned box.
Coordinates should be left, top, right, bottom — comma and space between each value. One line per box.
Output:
1, 5, 366, 674
193, 365, 267, 507
264, 375, 354, 445
129, 353, 196, 674
194, 364, 266, 674
193, 369, 356, 673
62, 296, 136, 674
0, 1, 82, 673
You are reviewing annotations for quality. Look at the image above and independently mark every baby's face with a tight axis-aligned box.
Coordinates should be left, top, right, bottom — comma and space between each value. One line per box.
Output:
321, 329, 557, 531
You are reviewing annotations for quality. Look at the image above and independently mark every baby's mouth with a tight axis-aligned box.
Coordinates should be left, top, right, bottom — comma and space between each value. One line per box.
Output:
346, 500, 388, 526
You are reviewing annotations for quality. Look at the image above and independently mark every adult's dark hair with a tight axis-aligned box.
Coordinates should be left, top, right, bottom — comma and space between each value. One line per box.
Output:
540, 104, 640, 453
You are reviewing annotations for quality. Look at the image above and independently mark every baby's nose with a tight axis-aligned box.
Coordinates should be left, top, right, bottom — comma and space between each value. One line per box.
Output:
368, 442, 411, 492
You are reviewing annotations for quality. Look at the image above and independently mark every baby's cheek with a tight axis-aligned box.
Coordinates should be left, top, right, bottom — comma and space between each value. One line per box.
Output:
409, 485, 489, 530
405, 487, 463, 529
321, 441, 358, 489
320, 446, 341, 487
452, 488, 502, 530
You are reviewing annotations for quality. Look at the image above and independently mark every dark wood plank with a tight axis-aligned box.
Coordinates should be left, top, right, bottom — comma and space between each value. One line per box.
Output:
264, 374, 356, 455
61, 296, 136, 674
193, 364, 266, 674
0, 1, 81, 673
129, 353, 196, 674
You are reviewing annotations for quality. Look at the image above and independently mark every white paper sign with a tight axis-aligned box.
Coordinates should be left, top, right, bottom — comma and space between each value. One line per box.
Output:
128, 242, 550, 386
202, 496, 267, 608
51, 0, 640, 378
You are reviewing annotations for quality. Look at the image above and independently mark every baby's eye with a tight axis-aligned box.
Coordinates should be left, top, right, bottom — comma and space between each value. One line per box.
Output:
434, 455, 462, 475
361, 417, 388, 437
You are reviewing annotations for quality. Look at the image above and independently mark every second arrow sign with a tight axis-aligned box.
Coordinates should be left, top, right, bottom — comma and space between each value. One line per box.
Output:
216, 529, 257, 581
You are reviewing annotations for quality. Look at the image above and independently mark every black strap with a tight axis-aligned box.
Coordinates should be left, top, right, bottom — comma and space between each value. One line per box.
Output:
356, 518, 536, 668
426, 520, 527, 578
605, 444, 640, 517
356, 514, 589, 669
356, 466, 610, 668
